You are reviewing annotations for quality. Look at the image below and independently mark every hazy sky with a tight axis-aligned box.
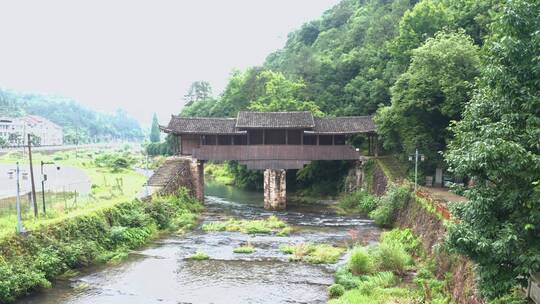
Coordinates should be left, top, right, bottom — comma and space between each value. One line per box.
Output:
0, 0, 340, 126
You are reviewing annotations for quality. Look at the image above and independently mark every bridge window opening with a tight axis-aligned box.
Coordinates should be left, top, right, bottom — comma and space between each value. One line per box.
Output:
319, 135, 333, 145
303, 134, 317, 145
202, 135, 217, 145
264, 129, 286, 145
218, 135, 232, 145
249, 130, 263, 145
233, 135, 247, 145
287, 130, 301, 145
334, 135, 346, 145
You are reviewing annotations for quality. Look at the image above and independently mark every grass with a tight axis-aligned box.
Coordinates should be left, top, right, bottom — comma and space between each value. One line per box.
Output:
0, 148, 147, 237
202, 215, 288, 235
233, 244, 256, 254
280, 243, 345, 264
189, 250, 210, 260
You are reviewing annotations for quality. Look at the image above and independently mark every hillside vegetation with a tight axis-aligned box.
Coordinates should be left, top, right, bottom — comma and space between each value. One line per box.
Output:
0, 89, 143, 143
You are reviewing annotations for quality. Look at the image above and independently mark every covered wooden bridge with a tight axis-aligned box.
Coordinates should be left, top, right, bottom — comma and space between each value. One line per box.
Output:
159, 111, 377, 209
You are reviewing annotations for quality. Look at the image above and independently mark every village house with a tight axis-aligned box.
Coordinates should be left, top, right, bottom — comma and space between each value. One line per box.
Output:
0, 115, 63, 146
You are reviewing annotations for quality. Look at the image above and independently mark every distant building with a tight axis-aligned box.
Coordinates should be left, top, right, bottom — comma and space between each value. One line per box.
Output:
0, 115, 63, 146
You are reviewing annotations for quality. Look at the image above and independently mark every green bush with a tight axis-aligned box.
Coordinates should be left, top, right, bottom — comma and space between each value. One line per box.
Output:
348, 247, 374, 275
380, 228, 422, 256
369, 184, 411, 227
489, 289, 527, 304
370, 241, 412, 275
334, 266, 363, 290
339, 190, 378, 214
328, 284, 346, 298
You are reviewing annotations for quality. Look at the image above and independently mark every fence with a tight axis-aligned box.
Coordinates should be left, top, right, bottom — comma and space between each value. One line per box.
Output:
0, 178, 126, 220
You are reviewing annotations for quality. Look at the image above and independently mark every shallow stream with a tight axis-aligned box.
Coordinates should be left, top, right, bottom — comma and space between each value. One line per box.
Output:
18, 181, 381, 304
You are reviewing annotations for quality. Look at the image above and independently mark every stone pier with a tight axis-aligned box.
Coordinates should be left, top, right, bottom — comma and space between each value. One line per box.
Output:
263, 169, 286, 210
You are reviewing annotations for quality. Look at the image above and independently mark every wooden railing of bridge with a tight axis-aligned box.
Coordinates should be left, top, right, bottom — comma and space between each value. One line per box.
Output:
192, 145, 361, 161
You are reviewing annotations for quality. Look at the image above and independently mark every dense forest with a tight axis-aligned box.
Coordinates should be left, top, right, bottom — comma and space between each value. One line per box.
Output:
174, 0, 539, 300
0, 89, 143, 143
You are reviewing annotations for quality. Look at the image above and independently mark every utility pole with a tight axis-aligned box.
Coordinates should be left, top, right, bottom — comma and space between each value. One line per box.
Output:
409, 149, 425, 193
15, 163, 24, 233
414, 149, 419, 193
27, 134, 38, 218
145, 153, 150, 197
40, 161, 60, 215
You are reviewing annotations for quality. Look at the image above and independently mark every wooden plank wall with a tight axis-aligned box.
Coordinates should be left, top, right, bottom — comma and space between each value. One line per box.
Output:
193, 145, 360, 161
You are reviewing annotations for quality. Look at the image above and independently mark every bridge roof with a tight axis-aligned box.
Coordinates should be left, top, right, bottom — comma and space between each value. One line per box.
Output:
236, 111, 314, 129
310, 116, 376, 134
161, 116, 242, 135
161, 112, 376, 135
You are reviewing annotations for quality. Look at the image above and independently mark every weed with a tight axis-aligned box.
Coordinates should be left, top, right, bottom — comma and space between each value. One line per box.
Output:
233, 245, 256, 254
189, 251, 210, 261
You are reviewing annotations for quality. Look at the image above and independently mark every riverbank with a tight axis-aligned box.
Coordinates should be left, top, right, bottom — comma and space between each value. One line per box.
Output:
0, 190, 202, 303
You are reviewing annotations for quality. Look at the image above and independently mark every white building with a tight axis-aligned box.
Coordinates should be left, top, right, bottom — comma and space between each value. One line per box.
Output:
0, 115, 63, 146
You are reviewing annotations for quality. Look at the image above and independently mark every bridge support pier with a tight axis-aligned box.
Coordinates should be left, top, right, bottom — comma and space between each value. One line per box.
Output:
264, 169, 286, 210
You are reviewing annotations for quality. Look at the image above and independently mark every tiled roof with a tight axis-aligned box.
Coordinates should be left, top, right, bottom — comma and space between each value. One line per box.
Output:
162, 113, 376, 135
162, 115, 241, 134
236, 111, 315, 129
310, 116, 376, 134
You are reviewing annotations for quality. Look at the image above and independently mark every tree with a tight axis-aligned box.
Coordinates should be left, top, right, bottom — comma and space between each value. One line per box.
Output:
248, 70, 323, 116
445, 0, 540, 299
183, 81, 212, 106
150, 113, 160, 143
376, 31, 480, 166
0, 137, 6, 146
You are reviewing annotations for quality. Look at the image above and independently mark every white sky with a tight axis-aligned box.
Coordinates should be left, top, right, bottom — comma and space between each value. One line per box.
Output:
0, 0, 340, 126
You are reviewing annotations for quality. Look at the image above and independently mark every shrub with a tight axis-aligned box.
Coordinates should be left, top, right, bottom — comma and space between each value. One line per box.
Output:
358, 271, 396, 293
380, 228, 422, 256
369, 184, 411, 227
489, 287, 528, 304
348, 247, 374, 275
334, 266, 362, 290
328, 284, 345, 298
339, 190, 378, 214
370, 241, 412, 274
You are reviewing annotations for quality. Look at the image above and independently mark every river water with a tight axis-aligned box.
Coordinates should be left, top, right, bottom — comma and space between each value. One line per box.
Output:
18, 181, 381, 304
